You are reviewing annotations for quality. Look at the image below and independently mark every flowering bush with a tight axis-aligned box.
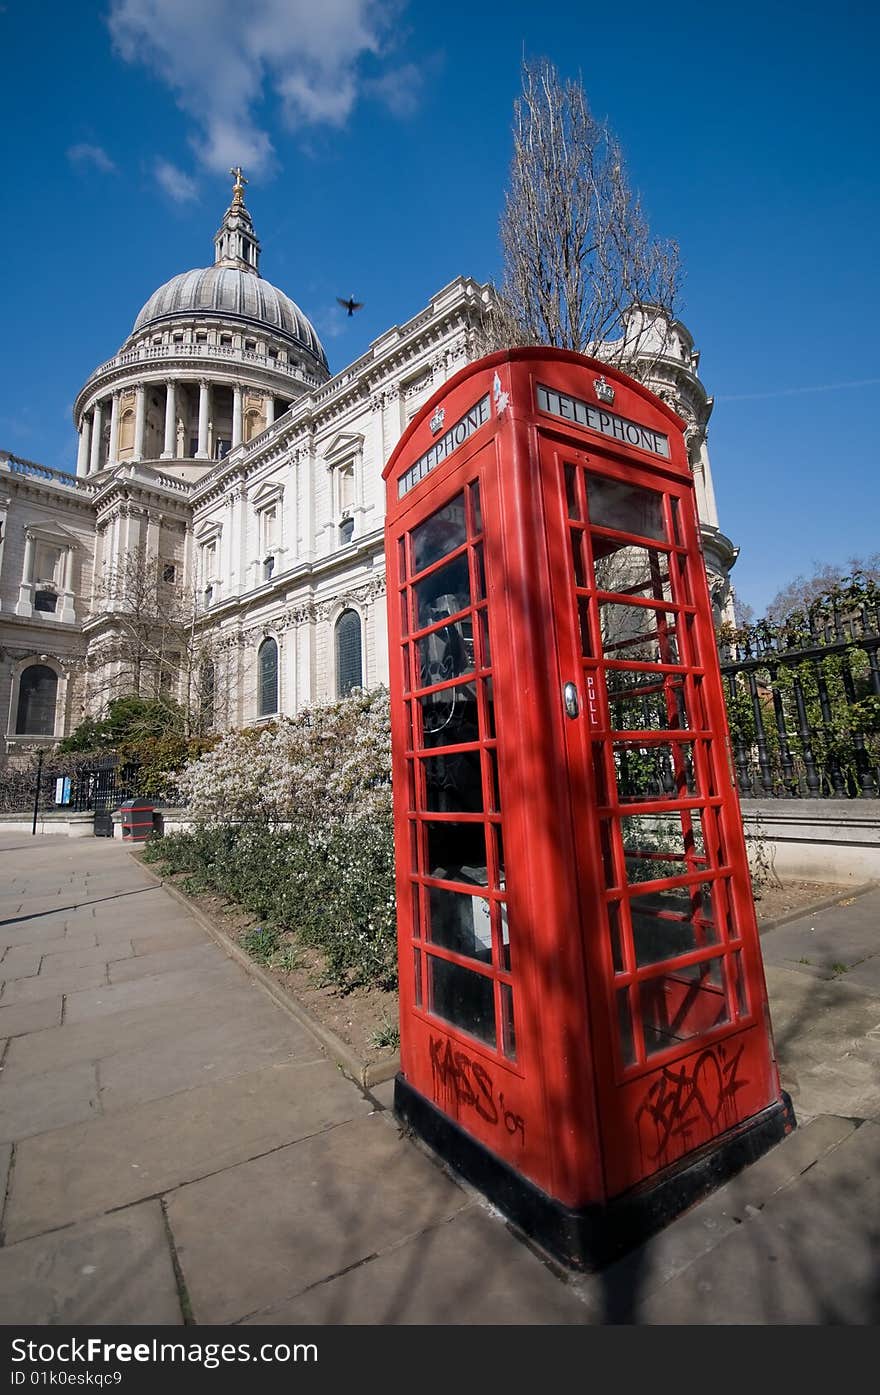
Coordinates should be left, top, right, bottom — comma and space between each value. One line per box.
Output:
145, 688, 397, 989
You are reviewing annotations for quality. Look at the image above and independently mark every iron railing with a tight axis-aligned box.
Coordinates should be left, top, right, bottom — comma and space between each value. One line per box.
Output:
718, 582, 880, 799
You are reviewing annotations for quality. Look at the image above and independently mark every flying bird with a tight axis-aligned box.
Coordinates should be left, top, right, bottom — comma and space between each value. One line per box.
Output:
337, 296, 364, 317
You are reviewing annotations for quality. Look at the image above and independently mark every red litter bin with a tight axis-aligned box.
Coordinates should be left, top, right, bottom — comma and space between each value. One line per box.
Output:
119, 800, 155, 842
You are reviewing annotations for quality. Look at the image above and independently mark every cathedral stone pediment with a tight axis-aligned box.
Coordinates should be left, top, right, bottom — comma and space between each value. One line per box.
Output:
324, 432, 364, 466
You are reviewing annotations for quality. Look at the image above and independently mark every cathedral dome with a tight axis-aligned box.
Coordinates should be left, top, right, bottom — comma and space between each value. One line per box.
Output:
130, 265, 328, 368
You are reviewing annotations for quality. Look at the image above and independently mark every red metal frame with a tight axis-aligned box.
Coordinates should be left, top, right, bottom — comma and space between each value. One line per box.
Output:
384, 348, 788, 1217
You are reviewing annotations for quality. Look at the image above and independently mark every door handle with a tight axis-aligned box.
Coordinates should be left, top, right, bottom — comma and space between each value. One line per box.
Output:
563, 682, 580, 719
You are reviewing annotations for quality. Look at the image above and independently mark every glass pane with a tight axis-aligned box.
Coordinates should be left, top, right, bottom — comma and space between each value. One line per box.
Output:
414, 554, 471, 630
599, 821, 616, 885
593, 538, 674, 603
428, 956, 497, 1047
570, 528, 588, 588
427, 887, 493, 963
336, 611, 362, 697
608, 901, 624, 972
499, 902, 510, 971
423, 751, 484, 813
427, 821, 488, 885
413, 947, 423, 1006
606, 668, 690, 732
493, 824, 505, 889
641, 958, 729, 1057
500, 982, 516, 1060
482, 677, 496, 739
478, 608, 491, 668
621, 811, 706, 885
612, 741, 698, 803
411, 884, 421, 937
16, 665, 57, 736
578, 597, 593, 657
412, 495, 467, 573
419, 682, 479, 748
258, 640, 278, 716
469, 480, 483, 535
732, 950, 748, 1017
473, 544, 486, 601
629, 881, 721, 966
564, 462, 581, 519
617, 986, 636, 1066
417, 619, 474, 687
586, 475, 666, 542
486, 748, 500, 812
600, 603, 680, 664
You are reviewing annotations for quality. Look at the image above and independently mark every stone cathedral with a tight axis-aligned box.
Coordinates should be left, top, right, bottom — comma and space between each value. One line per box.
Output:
0, 173, 737, 760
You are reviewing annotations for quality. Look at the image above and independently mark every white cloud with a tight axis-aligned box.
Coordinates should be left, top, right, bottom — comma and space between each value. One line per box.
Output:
364, 63, 422, 118
68, 143, 117, 174
107, 0, 415, 177
154, 158, 199, 203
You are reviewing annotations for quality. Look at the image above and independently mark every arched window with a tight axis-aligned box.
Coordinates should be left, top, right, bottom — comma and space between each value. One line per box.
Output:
16, 664, 58, 736
258, 637, 278, 717
336, 610, 363, 697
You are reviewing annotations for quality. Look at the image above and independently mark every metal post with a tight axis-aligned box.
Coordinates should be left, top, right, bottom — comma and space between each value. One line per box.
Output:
32, 748, 44, 836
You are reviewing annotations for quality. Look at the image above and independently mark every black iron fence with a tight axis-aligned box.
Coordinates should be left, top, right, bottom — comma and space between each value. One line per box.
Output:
0, 754, 142, 834
718, 581, 880, 799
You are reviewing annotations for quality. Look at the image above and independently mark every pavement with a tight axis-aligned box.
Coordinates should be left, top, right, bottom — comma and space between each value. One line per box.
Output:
0, 832, 878, 1326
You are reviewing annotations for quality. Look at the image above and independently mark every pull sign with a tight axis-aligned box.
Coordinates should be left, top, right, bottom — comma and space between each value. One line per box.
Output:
563, 682, 580, 719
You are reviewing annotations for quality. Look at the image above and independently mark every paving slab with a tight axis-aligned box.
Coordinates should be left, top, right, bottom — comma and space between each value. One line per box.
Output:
1, 964, 109, 1005
0, 1200, 182, 1325
0, 982, 269, 1083
0, 1061, 100, 1144
107, 942, 225, 984
62, 958, 242, 1023
97, 1003, 323, 1111
632, 1120, 880, 1323
1, 944, 45, 980
244, 1201, 589, 1326
40, 944, 127, 976
131, 925, 208, 954
0, 917, 76, 950
0, 996, 63, 1040
565, 1114, 859, 1322
166, 1111, 468, 1324
5, 1058, 370, 1242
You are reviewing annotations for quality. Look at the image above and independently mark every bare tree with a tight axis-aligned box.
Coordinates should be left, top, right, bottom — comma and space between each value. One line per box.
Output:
84, 550, 228, 737
485, 59, 681, 372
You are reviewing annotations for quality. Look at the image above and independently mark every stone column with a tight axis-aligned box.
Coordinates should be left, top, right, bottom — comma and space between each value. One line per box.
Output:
108, 392, 121, 466
232, 384, 243, 448
162, 381, 176, 459
196, 381, 210, 459
59, 545, 76, 624
133, 384, 146, 461
75, 416, 91, 477
265, 396, 275, 427
89, 401, 104, 474
15, 533, 36, 615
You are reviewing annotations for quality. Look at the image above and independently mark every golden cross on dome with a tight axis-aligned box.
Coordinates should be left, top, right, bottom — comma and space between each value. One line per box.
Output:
229, 166, 248, 202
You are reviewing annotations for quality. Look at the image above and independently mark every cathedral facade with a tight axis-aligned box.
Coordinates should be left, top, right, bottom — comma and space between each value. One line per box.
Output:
0, 176, 737, 761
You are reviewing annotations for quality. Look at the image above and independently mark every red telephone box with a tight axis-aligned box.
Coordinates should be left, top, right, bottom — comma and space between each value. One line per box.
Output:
383, 348, 794, 1269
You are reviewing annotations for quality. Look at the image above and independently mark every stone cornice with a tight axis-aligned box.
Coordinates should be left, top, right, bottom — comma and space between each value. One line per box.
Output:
187, 282, 489, 509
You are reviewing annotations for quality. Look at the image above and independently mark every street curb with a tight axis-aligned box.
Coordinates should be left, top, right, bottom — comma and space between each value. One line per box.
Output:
756, 880, 878, 934
130, 853, 400, 1092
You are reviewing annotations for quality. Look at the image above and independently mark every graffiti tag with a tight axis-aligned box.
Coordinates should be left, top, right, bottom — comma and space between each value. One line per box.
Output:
429, 1034, 525, 1144
634, 1042, 746, 1162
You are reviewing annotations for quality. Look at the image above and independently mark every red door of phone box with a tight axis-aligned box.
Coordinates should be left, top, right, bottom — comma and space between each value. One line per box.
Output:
383, 348, 794, 1270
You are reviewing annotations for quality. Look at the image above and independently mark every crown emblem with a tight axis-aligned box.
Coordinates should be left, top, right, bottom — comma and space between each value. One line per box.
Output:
594, 376, 615, 404
430, 406, 446, 435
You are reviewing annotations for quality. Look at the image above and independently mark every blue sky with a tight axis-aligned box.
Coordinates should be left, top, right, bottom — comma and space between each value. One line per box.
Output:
2, 0, 877, 615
